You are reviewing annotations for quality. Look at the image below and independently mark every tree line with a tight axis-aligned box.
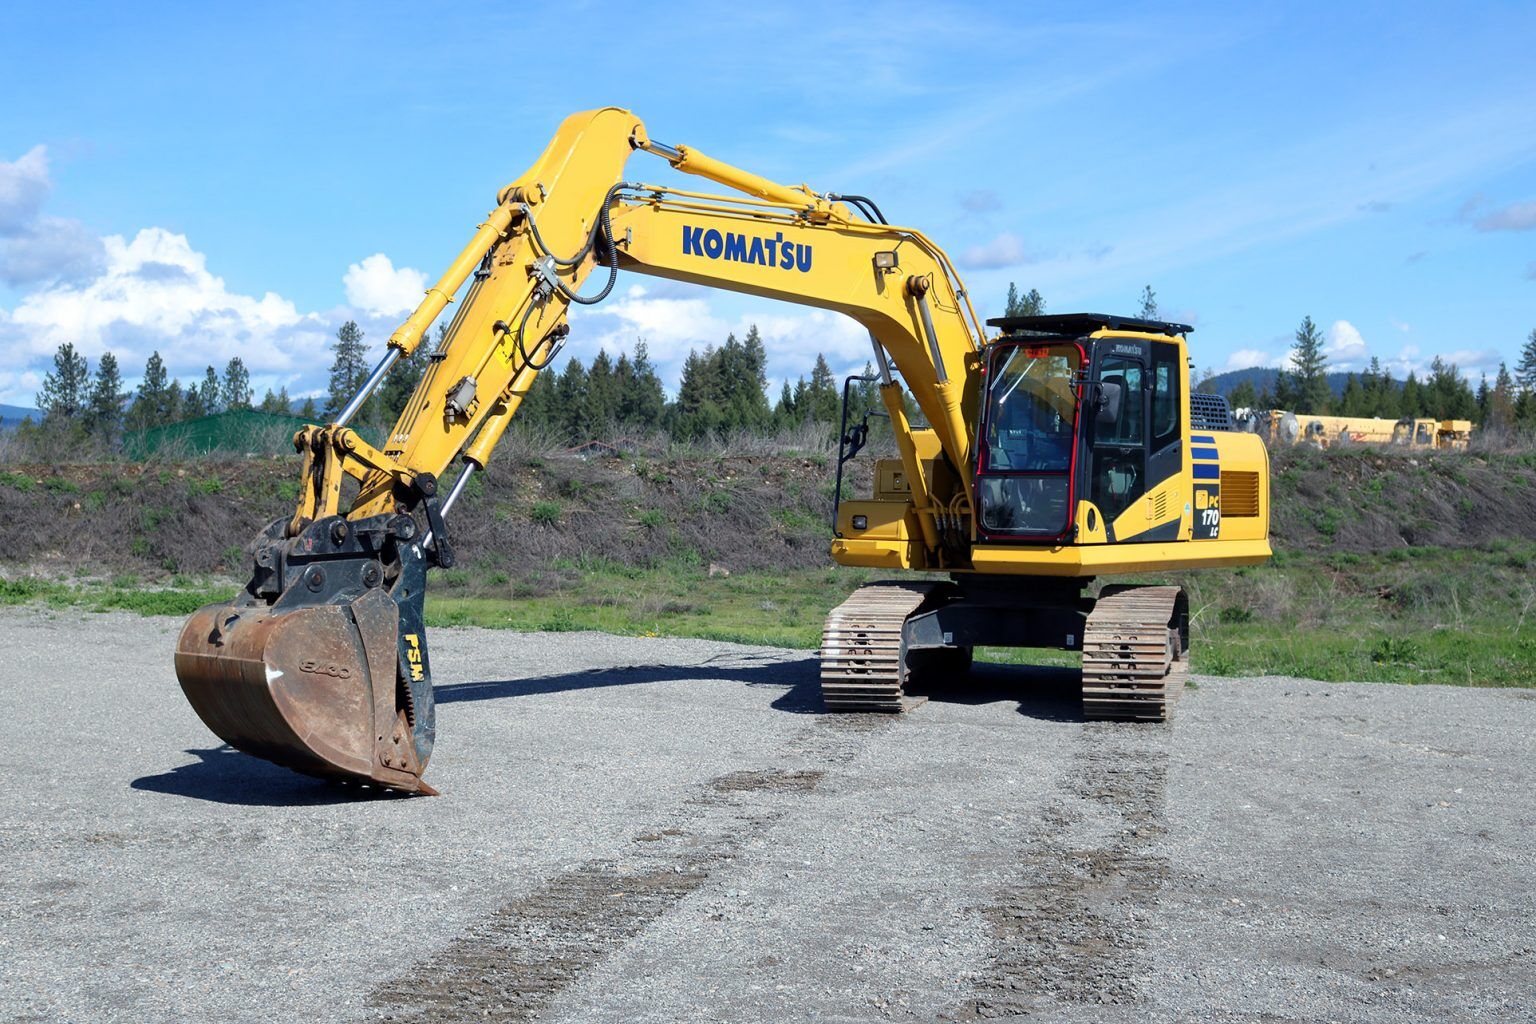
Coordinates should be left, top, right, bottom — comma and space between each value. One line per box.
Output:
1222, 316, 1536, 430
28, 282, 1536, 450
31, 344, 263, 444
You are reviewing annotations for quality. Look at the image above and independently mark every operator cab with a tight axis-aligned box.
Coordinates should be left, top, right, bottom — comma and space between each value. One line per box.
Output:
978, 313, 1194, 543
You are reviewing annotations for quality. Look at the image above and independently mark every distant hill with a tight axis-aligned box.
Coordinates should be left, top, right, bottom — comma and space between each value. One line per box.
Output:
0, 404, 39, 428
1201, 368, 1353, 400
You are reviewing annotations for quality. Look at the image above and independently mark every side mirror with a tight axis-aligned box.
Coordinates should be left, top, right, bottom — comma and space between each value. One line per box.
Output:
1095, 381, 1123, 429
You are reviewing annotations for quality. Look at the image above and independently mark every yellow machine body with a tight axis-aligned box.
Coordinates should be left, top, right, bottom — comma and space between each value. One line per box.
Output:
174, 108, 1274, 792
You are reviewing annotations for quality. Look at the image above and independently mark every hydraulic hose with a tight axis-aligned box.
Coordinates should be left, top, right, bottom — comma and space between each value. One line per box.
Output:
828, 193, 888, 225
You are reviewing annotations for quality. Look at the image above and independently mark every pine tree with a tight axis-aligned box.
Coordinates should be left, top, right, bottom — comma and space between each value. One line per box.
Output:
734, 325, 772, 431
1284, 316, 1330, 413
328, 320, 371, 419
1338, 373, 1366, 416
1004, 283, 1045, 317
774, 380, 798, 427
1400, 372, 1423, 417
1228, 380, 1259, 410
298, 396, 319, 421
556, 358, 592, 440
617, 341, 665, 428
1138, 285, 1158, 320
672, 347, 724, 440
128, 352, 171, 429
1489, 363, 1517, 432
515, 364, 557, 431
222, 357, 252, 410
260, 387, 293, 414
36, 342, 91, 425
85, 351, 125, 440
586, 349, 619, 432
165, 379, 186, 423
805, 354, 840, 423
1426, 357, 1475, 419
1475, 374, 1491, 424
712, 327, 771, 433
1516, 328, 1536, 396
192, 366, 218, 416
1366, 358, 1398, 418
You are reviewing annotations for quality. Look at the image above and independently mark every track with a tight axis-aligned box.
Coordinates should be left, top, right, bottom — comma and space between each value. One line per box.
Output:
1081, 584, 1189, 721
818, 581, 940, 712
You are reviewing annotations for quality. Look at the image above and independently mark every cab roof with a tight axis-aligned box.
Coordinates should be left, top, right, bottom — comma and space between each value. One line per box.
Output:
987, 313, 1193, 338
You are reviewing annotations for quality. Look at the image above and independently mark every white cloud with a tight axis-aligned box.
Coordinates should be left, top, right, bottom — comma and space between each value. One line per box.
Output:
0, 145, 104, 286
1223, 348, 1282, 371
0, 215, 105, 286
0, 227, 343, 403
1324, 319, 1370, 369
958, 232, 1031, 269
1469, 198, 1536, 232
568, 282, 873, 394
342, 253, 427, 317
0, 146, 50, 232
1437, 348, 1503, 376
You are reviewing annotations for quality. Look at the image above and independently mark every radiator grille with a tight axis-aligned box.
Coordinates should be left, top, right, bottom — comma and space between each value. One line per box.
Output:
1220, 471, 1260, 517
1190, 393, 1235, 431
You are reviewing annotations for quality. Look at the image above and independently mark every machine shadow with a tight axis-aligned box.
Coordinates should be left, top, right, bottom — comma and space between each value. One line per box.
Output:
910, 661, 1084, 722
436, 654, 828, 714
437, 654, 1084, 722
131, 746, 407, 807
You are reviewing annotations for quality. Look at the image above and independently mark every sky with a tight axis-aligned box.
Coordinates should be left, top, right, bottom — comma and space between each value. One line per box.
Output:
1, 1, 1534, 408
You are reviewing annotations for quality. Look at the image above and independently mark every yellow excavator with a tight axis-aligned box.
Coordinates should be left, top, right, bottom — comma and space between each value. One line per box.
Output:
175, 108, 1272, 794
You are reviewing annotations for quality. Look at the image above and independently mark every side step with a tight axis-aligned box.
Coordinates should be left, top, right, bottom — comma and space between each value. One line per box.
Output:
819, 582, 941, 712
1081, 585, 1189, 722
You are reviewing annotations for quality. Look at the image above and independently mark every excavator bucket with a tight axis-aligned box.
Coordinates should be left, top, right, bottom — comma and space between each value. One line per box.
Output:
172, 513, 440, 794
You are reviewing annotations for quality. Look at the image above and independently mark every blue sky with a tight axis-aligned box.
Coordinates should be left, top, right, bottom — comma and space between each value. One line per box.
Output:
2, 1, 1534, 407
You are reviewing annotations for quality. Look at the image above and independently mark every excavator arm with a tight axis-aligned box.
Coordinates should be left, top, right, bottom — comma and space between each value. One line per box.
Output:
175, 108, 991, 792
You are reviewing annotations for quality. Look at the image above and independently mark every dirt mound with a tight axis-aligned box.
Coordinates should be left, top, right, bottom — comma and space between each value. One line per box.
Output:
0, 453, 842, 579
1267, 445, 1536, 553
1, 445, 1533, 581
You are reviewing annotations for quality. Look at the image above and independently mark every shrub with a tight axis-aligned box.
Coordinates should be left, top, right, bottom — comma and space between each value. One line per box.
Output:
1370, 635, 1419, 665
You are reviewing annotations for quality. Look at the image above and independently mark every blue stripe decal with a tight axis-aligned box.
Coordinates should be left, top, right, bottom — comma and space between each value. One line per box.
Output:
1191, 446, 1220, 460
1191, 434, 1216, 444
1193, 463, 1220, 480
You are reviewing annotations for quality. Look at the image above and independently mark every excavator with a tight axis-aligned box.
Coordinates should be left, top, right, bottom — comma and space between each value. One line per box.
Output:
174, 108, 1272, 794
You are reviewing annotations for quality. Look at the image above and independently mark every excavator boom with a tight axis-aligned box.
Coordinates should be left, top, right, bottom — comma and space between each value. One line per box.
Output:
174, 108, 987, 792
174, 108, 1270, 793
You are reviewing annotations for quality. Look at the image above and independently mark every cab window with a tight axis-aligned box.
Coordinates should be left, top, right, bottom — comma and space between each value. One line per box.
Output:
978, 343, 1080, 535
1150, 342, 1179, 450
1091, 354, 1145, 522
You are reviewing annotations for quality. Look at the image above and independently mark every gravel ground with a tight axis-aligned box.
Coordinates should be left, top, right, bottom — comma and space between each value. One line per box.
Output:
1, 605, 1532, 1023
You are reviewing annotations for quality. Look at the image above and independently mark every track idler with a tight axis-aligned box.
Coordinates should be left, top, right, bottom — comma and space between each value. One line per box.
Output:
174, 510, 444, 794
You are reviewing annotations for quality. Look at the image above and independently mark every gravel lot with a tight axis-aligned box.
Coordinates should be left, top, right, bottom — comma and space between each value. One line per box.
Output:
1, 605, 1532, 1023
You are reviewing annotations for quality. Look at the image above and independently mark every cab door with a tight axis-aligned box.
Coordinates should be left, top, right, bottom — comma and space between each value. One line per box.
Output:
1080, 337, 1184, 542
1083, 341, 1148, 539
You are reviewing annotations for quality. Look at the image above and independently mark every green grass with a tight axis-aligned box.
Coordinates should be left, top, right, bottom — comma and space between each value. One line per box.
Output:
0, 577, 231, 617
5, 542, 1532, 688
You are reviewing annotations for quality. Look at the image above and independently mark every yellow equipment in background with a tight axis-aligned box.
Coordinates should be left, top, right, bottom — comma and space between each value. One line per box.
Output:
174, 108, 1272, 793
1239, 411, 1473, 451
